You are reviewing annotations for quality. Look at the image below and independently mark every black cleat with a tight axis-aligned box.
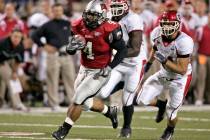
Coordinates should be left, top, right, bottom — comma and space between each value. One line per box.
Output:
156, 100, 167, 123
52, 126, 69, 140
160, 128, 174, 140
118, 127, 132, 138
106, 106, 118, 129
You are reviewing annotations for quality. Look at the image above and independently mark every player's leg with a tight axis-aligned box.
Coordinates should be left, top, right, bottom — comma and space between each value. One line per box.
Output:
52, 67, 109, 139
160, 74, 192, 140
119, 62, 145, 138
155, 92, 168, 123
85, 97, 118, 129
83, 69, 123, 129
110, 81, 124, 95
97, 68, 123, 99
136, 72, 164, 106
52, 66, 85, 140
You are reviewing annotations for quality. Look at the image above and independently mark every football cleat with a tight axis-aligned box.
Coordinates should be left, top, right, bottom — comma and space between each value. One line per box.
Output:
107, 106, 118, 129
118, 127, 131, 138
156, 100, 167, 123
52, 126, 69, 140
160, 128, 174, 140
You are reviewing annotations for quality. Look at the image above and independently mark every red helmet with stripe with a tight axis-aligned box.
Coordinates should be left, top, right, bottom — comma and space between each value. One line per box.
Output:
159, 10, 181, 37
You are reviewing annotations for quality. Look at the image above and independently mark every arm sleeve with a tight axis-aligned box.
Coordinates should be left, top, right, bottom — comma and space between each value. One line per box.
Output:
126, 14, 143, 33
15, 44, 25, 63
108, 27, 127, 69
176, 37, 194, 56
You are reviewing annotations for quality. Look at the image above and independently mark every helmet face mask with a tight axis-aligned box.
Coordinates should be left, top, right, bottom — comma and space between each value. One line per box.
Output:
110, 0, 129, 20
83, 0, 107, 29
111, 2, 128, 17
160, 11, 181, 37
160, 20, 179, 36
83, 11, 104, 29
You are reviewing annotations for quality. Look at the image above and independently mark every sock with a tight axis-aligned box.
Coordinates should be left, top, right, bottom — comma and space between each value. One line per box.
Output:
122, 105, 134, 129
166, 125, 175, 132
63, 117, 74, 130
156, 99, 167, 109
104, 106, 111, 117
102, 105, 108, 114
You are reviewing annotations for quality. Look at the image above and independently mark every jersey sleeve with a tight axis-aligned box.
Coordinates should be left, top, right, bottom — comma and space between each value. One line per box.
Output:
104, 20, 120, 33
71, 18, 83, 35
176, 36, 194, 55
126, 13, 143, 33
150, 27, 161, 46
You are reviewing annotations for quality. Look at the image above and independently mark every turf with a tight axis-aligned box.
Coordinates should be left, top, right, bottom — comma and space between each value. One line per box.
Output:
0, 110, 209, 140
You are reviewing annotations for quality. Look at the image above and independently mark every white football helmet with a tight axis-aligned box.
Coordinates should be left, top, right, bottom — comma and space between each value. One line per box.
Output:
110, 0, 129, 18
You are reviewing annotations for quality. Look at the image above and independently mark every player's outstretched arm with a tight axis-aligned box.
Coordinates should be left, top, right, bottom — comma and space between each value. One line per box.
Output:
144, 47, 156, 73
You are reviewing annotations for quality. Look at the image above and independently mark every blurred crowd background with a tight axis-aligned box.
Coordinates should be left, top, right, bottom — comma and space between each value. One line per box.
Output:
0, 0, 210, 112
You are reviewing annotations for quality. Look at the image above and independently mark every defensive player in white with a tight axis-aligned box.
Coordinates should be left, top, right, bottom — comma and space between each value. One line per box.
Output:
97, 0, 147, 138
136, 10, 194, 140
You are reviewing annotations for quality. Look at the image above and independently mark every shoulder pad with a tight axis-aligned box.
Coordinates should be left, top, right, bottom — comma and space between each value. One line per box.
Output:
108, 27, 123, 43
71, 18, 83, 34
71, 18, 82, 26
104, 20, 120, 33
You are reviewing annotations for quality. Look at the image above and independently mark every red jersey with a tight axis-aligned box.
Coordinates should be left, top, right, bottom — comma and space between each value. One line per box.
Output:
0, 15, 28, 39
197, 25, 210, 56
72, 18, 120, 69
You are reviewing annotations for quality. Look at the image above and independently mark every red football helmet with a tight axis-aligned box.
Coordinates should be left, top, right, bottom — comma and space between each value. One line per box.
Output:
110, 0, 129, 17
159, 10, 181, 37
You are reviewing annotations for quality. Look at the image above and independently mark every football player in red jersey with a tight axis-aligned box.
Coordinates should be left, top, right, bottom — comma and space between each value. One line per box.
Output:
52, 0, 127, 139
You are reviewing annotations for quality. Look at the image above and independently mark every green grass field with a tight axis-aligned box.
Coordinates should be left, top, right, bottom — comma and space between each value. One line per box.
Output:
0, 107, 210, 140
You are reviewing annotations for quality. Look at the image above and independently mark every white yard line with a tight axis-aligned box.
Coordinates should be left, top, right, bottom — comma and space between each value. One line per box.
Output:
0, 132, 44, 136
1, 105, 210, 114
1, 113, 210, 123
0, 122, 210, 132
0, 136, 99, 140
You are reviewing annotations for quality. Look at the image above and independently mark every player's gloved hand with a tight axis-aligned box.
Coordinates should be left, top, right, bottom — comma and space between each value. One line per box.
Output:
66, 35, 86, 54
154, 51, 168, 64
144, 62, 153, 73
93, 66, 112, 80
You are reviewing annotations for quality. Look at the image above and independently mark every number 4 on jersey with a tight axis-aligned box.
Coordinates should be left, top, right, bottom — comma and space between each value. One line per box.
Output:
83, 41, 94, 60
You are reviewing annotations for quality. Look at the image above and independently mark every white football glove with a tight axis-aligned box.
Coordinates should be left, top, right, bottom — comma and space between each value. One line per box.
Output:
66, 35, 86, 53
93, 66, 112, 80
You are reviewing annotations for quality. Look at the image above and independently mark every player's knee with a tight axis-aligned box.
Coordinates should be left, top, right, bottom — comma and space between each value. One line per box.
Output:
82, 98, 93, 111
139, 99, 150, 106
166, 106, 178, 120
97, 90, 109, 99
124, 86, 135, 94
72, 94, 85, 106
135, 94, 150, 106
123, 90, 135, 106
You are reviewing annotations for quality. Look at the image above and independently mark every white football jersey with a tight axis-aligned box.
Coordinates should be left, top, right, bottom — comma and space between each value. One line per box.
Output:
151, 27, 194, 79
119, 11, 147, 65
